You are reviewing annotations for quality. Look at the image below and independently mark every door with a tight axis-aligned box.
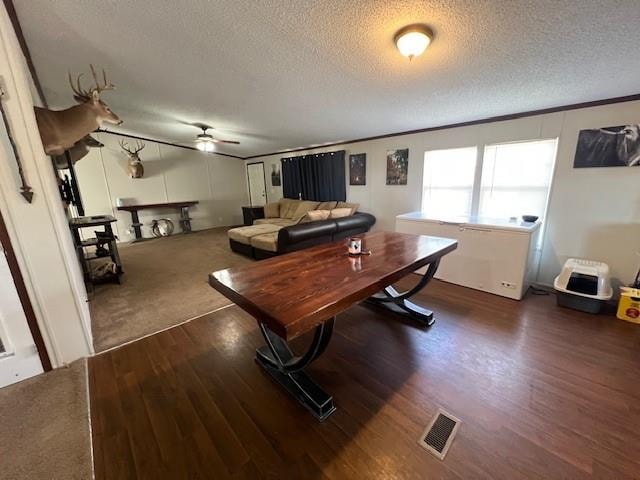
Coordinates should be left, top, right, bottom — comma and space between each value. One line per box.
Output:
247, 162, 267, 206
0, 237, 43, 388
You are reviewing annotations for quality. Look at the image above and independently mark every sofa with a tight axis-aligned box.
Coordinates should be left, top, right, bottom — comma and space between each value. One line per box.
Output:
228, 198, 376, 259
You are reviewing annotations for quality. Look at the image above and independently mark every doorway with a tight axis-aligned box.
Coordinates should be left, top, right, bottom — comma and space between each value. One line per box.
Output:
0, 231, 43, 387
246, 162, 267, 206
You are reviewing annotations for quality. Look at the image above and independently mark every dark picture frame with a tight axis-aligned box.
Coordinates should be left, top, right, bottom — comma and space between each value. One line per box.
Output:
574, 125, 640, 168
349, 153, 366, 185
386, 149, 409, 185
271, 163, 281, 186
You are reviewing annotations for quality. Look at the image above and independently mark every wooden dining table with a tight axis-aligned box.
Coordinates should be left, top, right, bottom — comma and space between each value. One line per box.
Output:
209, 231, 457, 421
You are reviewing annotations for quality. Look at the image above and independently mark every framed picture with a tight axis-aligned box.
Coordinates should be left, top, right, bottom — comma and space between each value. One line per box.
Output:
574, 125, 640, 168
386, 149, 409, 185
349, 153, 366, 185
271, 164, 281, 186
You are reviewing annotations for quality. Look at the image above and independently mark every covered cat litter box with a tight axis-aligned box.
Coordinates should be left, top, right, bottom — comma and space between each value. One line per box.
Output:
553, 259, 613, 314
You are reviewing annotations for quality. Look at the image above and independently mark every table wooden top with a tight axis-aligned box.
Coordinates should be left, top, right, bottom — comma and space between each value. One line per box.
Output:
116, 201, 198, 212
69, 215, 117, 228
209, 231, 457, 340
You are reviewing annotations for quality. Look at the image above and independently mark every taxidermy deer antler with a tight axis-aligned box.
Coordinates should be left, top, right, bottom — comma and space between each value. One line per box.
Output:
68, 64, 115, 102
119, 139, 145, 178
34, 65, 122, 156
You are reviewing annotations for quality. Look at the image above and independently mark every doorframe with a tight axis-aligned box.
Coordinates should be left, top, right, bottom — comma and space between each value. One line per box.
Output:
246, 161, 267, 206
0, 209, 51, 371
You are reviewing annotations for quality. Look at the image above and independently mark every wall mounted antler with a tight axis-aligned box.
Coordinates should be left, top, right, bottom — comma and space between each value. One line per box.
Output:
34, 65, 122, 156
119, 139, 145, 178
69, 64, 115, 103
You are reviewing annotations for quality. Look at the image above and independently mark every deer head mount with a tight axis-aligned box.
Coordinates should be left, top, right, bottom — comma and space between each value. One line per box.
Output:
53, 134, 104, 170
34, 65, 122, 156
119, 140, 145, 178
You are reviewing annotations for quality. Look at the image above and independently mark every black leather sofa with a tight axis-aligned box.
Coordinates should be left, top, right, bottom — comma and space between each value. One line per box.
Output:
230, 212, 376, 260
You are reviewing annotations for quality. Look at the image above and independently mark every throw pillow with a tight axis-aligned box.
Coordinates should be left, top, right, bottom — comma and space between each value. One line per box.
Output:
316, 201, 337, 211
291, 200, 321, 220
264, 202, 280, 218
301, 209, 331, 223
336, 201, 359, 215
329, 207, 352, 219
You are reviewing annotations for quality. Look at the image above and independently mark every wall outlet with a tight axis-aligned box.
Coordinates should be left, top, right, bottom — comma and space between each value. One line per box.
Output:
501, 281, 517, 289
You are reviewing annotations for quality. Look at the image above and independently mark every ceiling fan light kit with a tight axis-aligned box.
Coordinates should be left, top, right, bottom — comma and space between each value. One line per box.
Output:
394, 24, 434, 60
196, 128, 216, 152
194, 124, 239, 152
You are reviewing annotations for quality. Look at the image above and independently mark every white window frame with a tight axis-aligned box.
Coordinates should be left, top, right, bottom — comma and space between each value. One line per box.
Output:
422, 146, 480, 219
422, 138, 559, 220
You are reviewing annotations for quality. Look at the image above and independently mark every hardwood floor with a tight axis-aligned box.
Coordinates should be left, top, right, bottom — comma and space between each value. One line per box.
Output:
89, 279, 640, 479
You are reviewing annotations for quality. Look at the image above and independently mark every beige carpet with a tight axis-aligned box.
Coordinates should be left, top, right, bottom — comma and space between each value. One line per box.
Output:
90, 227, 250, 352
0, 359, 91, 480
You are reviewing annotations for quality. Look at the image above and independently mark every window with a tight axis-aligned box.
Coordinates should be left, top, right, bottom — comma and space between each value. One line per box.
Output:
422, 147, 477, 218
479, 139, 557, 218
421, 139, 557, 221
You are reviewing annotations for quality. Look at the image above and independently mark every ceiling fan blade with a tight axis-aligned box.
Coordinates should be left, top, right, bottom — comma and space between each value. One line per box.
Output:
212, 139, 240, 144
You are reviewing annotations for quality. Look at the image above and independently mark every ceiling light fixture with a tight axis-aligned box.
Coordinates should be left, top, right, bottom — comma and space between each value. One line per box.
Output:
196, 127, 215, 152
394, 24, 433, 60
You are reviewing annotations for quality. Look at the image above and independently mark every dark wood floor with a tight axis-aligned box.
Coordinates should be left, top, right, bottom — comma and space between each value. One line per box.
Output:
90, 279, 640, 479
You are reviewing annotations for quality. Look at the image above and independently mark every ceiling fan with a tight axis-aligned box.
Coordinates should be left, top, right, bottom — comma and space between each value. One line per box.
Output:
193, 123, 240, 152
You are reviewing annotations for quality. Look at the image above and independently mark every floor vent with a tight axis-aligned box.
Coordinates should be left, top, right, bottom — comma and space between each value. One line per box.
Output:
418, 408, 461, 460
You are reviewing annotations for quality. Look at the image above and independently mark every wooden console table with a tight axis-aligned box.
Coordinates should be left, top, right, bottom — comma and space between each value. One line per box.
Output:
117, 201, 199, 241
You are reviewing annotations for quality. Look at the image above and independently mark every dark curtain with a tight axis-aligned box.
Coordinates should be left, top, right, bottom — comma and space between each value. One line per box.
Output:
281, 156, 302, 199
281, 150, 346, 201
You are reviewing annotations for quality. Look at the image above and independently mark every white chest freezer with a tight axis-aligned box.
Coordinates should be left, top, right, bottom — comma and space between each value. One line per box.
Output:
396, 212, 542, 300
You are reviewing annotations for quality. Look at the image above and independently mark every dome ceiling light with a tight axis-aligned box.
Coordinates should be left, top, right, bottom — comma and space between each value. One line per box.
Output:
394, 24, 434, 60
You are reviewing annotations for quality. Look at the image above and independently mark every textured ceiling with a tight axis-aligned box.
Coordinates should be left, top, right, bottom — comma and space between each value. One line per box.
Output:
14, 0, 640, 157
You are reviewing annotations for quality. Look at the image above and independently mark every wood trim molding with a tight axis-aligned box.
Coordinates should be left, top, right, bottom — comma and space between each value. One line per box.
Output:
243, 93, 640, 159
2, 0, 48, 108
0, 209, 51, 371
97, 129, 245, 160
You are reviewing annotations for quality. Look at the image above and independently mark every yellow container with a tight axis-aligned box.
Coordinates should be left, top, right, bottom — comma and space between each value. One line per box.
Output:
617, 288, 640, 323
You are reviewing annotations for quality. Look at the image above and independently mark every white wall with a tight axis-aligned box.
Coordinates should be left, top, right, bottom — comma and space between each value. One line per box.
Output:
74, 133, 248, 241
0, 5, 92, 367
248, 102, 640, 287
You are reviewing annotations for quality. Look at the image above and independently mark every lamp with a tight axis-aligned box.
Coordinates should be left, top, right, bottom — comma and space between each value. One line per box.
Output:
196, 128, 215, 152
196, 139, 215, 152
394, 24, 433, 60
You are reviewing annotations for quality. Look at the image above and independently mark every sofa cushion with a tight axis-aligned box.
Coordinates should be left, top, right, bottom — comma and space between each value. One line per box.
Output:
329, 207, 352, 219
316, 201, 337, 211
264, 202, 280, 218
336, 201, 359, 215
291, 200, 320, 220
301, 209, 331, 223
228, 224, 282, 245
250, 232, 279, 252
253, 218, 297, 227
279, 198, 301, 219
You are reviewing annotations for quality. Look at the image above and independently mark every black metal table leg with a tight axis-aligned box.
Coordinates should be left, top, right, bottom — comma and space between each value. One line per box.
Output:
366, 260, 441, 326
255, 318, 336, 421
180, 206, 193, 234
130, 211, 143, 241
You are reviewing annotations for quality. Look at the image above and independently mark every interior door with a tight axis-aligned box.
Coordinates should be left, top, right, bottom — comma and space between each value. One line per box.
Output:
0, 238, 43, 388
247, 162, 267, 206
